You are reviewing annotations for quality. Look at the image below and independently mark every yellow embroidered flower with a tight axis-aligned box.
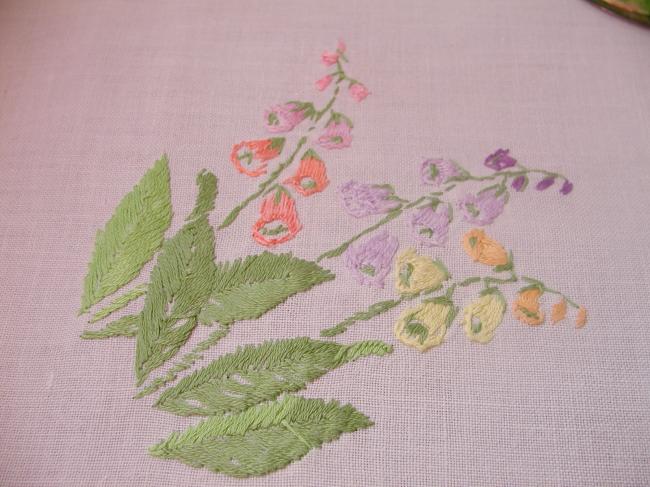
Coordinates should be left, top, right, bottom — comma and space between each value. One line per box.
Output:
394, 297, 457, 352
551, 299, 567, 324
462, 228, 509, 267
512, 286, 545, 326
462, 289, 506, 344
575, 306, 587, 328
394, 248, 449, 295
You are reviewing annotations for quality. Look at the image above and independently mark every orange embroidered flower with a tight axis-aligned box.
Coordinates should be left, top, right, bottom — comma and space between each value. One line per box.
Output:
575, 307, 587, 328
230, 138, 285, 177
283, 152, 329, 196
252, 190, 302, 247
512, 286, 545, 326
462, 229, 509, 267
551, 299, 567, 324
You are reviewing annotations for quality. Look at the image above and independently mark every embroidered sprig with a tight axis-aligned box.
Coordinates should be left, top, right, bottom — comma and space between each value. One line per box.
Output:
321, 229, 587, 346
317, 150, 573, 262
219, 40, 370, 247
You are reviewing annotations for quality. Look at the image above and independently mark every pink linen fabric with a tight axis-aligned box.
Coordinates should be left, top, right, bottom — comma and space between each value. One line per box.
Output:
1, 1, 650, 485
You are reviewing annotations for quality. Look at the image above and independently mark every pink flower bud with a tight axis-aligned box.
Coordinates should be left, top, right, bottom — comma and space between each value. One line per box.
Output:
349, 83, 370, 102
315, 75, 333, 91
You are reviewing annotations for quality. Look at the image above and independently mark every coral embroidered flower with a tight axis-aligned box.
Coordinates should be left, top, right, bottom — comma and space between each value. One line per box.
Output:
458, 189, 506, 226
551, 299, 567, 324
511, 175, 528, 192
536, 177, 555, 191
410, 204, 451, 247
317, 122, 352, 150
484, 148, 517, 171
512, 286, 545, 326
462, 228, 509, 266
264, 103, 306, 133
394, 248, 450, 295
560, 180, 573, 195
344, 232, 399, 288
230, 138, 285, 177
394, 297, 457, 352
252, 190, 302, 247
283, 152, 329, 196
420, 159, 460, 187
349, 83, 370, 102
462, 289, 507, 344
315, 75, 333, 91
576, 306, 587, 328
338, 181, 401, 218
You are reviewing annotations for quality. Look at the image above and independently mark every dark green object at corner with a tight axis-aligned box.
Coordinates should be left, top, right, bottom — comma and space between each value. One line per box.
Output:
586, 0, 650, 26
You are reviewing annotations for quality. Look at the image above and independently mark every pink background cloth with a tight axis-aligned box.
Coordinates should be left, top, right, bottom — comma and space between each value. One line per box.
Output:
1, 1, 650, 485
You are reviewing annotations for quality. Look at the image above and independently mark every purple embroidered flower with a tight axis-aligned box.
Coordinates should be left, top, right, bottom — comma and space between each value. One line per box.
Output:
344, 232, 399, 288
420, 159, 460, 187
559, 180, 573, 195
458, 189, 506, 226
339, 180, 401, 218
536, 177, 555, 191
484, 148, 517, 171
511, 175, 528, 192
264, 103, 306, 133
317, 122, 352, 149
410, 204, 451, 247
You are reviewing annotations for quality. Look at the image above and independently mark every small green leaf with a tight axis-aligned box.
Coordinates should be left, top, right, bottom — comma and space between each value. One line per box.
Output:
155, 337, 391, 416
198, 252, 334, 326
80, 314, 140, 339
149, 395, 373, 478
79, 156, 172, 314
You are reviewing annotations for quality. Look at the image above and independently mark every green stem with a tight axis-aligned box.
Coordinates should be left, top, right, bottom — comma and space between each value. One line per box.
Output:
453, 168, 565, 183
320, 297, 406, 337
218, 137, 308, 230
521, 276, 579, 308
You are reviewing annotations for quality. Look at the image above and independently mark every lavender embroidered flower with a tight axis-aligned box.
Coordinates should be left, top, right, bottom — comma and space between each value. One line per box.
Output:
420, 159, 460, 187
410, 204, 451, 247
317, 122, 352, 149
559, 180, 573, 195
458, 189, 506, 226
339, 181, 401, 218
536, 177, 555, 191
511, 175, 528, 192
484, 148, 517, 171
344, 232, 399, 287
264, 103, 306, 133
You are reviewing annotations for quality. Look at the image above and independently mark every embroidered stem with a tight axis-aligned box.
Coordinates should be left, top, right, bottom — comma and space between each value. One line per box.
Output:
320, 298, 406, 337
521, 276, 580, 308
219, 137, 308, 230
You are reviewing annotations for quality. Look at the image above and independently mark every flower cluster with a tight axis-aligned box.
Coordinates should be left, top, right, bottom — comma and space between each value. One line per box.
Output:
222, 40, 371, 246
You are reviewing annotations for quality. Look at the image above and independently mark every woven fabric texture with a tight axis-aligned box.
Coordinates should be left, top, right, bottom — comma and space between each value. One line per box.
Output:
1, 0, 649, 485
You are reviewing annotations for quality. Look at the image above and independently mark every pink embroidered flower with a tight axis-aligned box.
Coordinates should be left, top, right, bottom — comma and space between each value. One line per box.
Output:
458, 189, 506, 226
484, 149, 517, 171
264, 103, 306, 133
315, 75, 333, 91
317, 122, 352, 150
420, 159, 460, 187
230, 138, 285, 177
252, 190, 302, 246
344, 232, 399, 288
283, 152, 329, 196
349, 83, 370, 102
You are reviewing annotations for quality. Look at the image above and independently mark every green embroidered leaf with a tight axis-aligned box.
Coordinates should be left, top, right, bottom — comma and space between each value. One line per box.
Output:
155, 337, 391, 416
198, 253, 334, 326
149, 395, 373, 478
79, 156, 172, 314
80, 314, 140, 339
135, 170, 218, 385
88, 284, 147, 324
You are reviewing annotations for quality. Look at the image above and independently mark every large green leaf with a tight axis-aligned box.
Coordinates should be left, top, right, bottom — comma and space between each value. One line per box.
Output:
134, 171, 217, 385
149, 395, 373, 478
198, 252, 334, 326
79, 156, 172, 314
155, 337, 392, 416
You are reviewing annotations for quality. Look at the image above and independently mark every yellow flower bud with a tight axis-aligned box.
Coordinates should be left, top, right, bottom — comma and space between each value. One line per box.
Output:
394, 297, 457, 351
462, 289, 506, 344
394, 249, 449, 295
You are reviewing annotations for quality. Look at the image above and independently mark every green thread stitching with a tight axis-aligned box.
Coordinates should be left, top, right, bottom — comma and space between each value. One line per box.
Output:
88, 284, 147, 323
134, 171, 218, 385
198, 252, 334, 326
80, 314, 140, 339
155, 337, 391, 416
79, 155, 172, 314
149, 395, 373, 478
320, 298, 404, 337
